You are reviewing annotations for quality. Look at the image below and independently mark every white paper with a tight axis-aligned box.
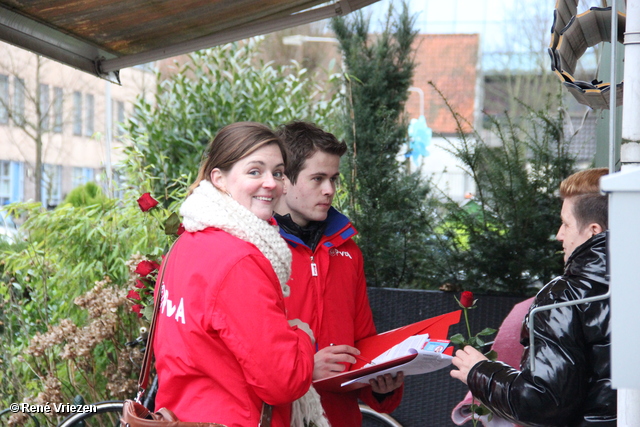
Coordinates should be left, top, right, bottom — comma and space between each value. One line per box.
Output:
341, 349, 453, 387
368, 333, 431, 366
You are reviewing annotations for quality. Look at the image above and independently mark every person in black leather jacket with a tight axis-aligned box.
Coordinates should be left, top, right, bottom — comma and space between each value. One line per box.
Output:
450, 168, 616, 426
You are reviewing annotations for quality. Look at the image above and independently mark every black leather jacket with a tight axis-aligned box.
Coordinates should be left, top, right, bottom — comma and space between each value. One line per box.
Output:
467, 233, 616, 426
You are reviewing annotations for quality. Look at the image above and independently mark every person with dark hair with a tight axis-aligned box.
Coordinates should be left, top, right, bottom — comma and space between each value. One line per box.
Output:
153, 122, 329, 427
450, 168, 616, 426
274, 121, 404, 427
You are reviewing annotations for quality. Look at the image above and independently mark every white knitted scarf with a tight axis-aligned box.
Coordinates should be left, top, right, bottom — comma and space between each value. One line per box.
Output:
181, 179, 291, 296
180, 180, 330, 427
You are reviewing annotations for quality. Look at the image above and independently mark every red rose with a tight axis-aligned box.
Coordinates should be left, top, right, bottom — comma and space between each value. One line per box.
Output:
460, 291, 474, 308
131, 304, 143, 318
137, 193, 159, 212
135, 260, 160, 277
127, 290, 141, 300
177, 224, 185, 236
134, 279, 146, 289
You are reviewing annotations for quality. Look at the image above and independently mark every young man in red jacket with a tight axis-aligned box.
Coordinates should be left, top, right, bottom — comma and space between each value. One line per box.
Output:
274, 121, 404, 426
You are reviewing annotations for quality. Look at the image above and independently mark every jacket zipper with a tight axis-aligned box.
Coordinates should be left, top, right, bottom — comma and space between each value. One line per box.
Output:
310, 255, 318, 277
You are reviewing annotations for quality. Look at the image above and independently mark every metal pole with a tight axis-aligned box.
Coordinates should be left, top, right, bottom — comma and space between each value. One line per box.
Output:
609, 0, 618, 173
621, 0, 640, 169
408, 86, 425, 117
104, 81, 113, 198
617, 0, 640, 421
406, 87, 425, 173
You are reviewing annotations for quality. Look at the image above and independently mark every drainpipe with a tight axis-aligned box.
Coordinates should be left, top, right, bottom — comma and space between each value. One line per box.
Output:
618, 0, 640, 422
621, 0, 640, 169
104, 81, 113, 198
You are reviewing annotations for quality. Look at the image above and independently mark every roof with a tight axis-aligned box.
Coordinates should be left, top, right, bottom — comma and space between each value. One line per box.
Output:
406, 34, 480, 135
0, 0, 378, 82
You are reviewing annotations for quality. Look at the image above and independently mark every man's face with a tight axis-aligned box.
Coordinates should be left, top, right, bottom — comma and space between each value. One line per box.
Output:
556, 197, 593, 263
282, 151, 341, 227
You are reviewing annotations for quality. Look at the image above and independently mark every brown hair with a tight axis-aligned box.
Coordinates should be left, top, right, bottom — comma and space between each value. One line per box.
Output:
188, 122, 285, 194
559, 168, 608, 198
276, 121, 347, 185
559, 168, 609, 232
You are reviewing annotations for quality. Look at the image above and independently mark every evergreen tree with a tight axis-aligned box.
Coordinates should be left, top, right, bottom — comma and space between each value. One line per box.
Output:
430, 92, 575, 295
332, 4, 435, 288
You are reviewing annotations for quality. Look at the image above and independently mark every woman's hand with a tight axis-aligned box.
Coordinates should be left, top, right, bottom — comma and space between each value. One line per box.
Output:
313, 344, 359, 380
450, 345, 488, 385
288, 318, 315, 345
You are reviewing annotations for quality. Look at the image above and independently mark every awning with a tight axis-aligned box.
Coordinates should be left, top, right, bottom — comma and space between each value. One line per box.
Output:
0, 0, 377, 83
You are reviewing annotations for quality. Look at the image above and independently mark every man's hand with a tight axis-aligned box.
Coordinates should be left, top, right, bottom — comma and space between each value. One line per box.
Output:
313, 345, 359, 380
450, 345, 488, 385
369, 372, 405, 394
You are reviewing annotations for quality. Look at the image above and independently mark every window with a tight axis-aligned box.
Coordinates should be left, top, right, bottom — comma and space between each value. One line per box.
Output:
14, 77, 25, 126
0, 161, 24, 205
85, 93, 94, 136
53, 87, 63, 133
72, 167, 94, 188
39, 83, 50, 131
0, 74, 8, 124
116, 100, 125, 137
0, 160, 10, 205
41, 164, 62, 207
73, 91, 82, 135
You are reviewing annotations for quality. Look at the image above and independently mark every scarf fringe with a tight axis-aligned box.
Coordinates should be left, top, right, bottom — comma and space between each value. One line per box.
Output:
291, 386, 331, 427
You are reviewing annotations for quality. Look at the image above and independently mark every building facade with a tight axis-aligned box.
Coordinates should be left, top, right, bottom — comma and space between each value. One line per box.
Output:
0, 42, 155, 207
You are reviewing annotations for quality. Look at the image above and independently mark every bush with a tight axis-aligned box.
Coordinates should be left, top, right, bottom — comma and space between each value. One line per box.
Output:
63, 182, 109, 207
121, 40, 340, 204
0, 189, 178, 420
427, 93, 575, 294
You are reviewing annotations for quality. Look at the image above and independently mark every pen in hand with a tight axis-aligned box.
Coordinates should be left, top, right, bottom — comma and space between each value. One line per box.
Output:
330, 343, 375, 365
354, 353, 375, 365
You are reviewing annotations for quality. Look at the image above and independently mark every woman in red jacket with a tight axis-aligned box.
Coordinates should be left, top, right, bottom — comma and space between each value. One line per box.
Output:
153, 122, 328, 427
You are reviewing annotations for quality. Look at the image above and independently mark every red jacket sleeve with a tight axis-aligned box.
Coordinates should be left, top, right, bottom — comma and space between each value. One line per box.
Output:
211, 254, 315, 406
359, 385, 405, 413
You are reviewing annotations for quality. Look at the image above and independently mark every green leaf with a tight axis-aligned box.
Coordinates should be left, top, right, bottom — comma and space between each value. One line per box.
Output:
472, 403, 492, 416
477, 327, 497, 336
484, 350, 498, 361
164, 212, 181, 235
450, 333, 467, 346
143, 305, 154, 322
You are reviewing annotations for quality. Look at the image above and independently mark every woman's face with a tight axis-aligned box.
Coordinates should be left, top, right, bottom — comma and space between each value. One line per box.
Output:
211, 144, 285, 221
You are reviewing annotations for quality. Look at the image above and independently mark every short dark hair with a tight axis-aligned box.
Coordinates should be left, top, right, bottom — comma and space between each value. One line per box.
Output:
571, 193, 608, 231
276, 121, 347, 185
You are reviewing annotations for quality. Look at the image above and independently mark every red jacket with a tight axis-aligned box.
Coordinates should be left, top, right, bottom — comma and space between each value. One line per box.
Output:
278, 208, 403, 426
153, 228, 315, 427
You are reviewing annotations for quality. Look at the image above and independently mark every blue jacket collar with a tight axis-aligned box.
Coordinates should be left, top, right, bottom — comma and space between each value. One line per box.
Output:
277, 207, 357, 249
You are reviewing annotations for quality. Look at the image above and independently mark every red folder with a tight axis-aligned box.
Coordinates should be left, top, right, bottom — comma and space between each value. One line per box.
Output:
313, 310, 461, 392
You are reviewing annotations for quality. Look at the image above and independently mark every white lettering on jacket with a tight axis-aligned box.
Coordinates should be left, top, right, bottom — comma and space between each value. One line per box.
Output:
329, 248, 353, 259
160, 284, 186, 324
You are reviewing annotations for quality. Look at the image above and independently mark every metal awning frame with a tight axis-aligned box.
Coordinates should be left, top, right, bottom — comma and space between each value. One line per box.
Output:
0, 0, 376, 83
